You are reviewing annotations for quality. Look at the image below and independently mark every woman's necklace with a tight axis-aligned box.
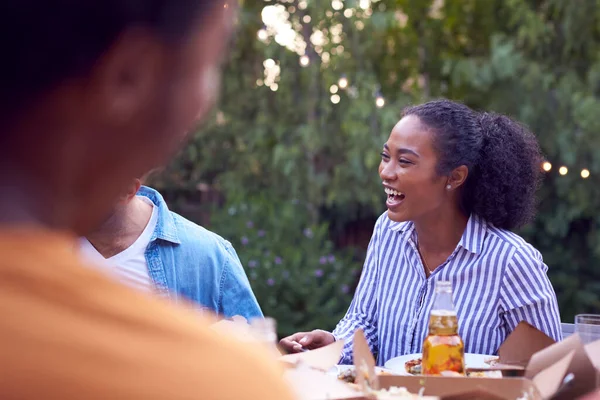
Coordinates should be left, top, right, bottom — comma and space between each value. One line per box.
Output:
418, 244, 434, 275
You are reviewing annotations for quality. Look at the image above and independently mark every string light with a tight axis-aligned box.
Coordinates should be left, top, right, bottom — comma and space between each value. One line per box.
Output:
264, 58, 276, 69
252, 71, 593, 182
542, 161, 552, 172
541, 162, 592, 180
559, 166, 568, 176
299, 55, 310, 66
375, 92, 385, 108
257, 29, 268, 41
331, 0, 343, 10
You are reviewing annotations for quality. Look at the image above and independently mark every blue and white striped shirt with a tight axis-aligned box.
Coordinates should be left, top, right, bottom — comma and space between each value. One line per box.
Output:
332, 212, 562, 366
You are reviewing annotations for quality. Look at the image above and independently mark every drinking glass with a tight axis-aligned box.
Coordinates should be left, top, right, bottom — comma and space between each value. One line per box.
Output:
250, 317, 278, 344
575, 314, 600, 344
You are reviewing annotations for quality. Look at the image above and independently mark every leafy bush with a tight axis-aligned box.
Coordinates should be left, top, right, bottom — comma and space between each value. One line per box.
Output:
207, 196, 362, 337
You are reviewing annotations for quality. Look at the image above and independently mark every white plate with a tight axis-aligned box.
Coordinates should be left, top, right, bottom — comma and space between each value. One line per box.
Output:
327, 364, 408, 377
384, 353, 498, 374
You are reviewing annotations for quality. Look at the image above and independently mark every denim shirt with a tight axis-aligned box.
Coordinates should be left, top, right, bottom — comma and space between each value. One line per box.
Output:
137, 186, 263, 320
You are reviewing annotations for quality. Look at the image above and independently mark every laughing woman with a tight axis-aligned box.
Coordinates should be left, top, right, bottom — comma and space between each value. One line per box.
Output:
280, 99, 562, 365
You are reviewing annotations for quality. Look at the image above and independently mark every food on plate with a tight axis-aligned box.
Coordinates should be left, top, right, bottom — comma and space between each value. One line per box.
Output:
337, 368, 357, 383
484, 356, 499, 366
337, 367, 394, 384
466, 370, 502, 378
404, 354, 501, 377
404, 357, 422, 375
371, 386, 425, 399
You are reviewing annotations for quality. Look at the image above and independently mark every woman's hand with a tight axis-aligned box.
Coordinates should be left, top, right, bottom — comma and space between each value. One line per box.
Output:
279, 330, 336, 353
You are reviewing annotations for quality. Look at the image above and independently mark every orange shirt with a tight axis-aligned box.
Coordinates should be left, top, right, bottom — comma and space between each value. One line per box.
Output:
0, 227, 294, 400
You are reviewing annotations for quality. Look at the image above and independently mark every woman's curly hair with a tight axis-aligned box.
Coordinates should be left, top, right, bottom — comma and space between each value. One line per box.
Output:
402, 99, 543, 230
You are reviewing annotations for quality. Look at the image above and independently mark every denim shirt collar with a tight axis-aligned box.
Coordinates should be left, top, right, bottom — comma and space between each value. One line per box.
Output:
137, 186, 181, 245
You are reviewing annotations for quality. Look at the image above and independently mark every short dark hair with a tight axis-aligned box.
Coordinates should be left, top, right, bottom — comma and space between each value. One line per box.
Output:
0, 0, 219, 123
403, 99, 543, 230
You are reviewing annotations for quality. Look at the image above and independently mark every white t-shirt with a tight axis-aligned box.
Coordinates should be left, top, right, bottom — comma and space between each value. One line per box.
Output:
79, 196, 158, 293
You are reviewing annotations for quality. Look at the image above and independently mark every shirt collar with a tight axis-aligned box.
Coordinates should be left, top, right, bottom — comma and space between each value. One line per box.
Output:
136, 186, 181, 245
387, 213, 486, 254
457, 214, 486, 254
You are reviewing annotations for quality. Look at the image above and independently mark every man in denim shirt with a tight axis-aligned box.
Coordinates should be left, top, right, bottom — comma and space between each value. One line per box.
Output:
80, 179, 262, 320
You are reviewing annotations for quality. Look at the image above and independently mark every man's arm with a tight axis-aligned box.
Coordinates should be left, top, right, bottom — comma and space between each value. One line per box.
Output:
218, 240, 263, 320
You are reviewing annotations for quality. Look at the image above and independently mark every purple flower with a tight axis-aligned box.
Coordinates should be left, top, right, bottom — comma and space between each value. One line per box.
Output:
341, 284, 350, 294
248, 260, 258, 268
257, 230, 266, 237
303, 228, 314, 238
246, 221, 254, 228
241, 236, 249, 245
328, 254, 336, 263
315, 269, 324, 277
319, 256, 327, 265
274, 256, 282, 265
267, 278, 275, 286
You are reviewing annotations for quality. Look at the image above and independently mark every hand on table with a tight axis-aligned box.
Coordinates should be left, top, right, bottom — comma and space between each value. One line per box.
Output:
279, 330, 335, 353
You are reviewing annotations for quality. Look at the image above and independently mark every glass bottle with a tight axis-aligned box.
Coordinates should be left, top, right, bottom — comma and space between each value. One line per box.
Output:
250, 317, 281, 357
421, 280, 465, 375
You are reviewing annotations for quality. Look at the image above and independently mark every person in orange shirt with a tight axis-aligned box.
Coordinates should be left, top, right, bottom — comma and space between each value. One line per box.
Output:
0, 1, 294, 399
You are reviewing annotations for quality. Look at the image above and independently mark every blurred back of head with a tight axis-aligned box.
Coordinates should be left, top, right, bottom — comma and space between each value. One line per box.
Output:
0, 0, 234, 235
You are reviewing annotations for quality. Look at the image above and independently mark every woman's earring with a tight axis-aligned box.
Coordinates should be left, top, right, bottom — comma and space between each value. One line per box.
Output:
446, 185, 451, 190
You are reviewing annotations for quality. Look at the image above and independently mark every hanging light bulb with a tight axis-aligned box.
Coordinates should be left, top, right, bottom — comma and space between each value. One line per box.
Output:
299, 55, 310, 66
559, 166, 568, 176
581, 169, 590, 179
257, 29, 268, 41
542, 161, 552, 172
338, 75, 348, 89
264, 58, 276, 69
330, 94, 341, 104
375, 92, 385, 108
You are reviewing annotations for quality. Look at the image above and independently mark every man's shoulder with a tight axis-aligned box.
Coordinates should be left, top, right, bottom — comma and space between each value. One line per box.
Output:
0, 236, 292, 400
169, 211, 235, 255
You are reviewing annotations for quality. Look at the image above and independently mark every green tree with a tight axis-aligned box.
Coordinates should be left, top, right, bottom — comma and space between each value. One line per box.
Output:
151, 0, 600, 328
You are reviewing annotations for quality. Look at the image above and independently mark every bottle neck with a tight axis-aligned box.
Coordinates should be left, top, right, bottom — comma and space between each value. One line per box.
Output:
428, 310, 459, 335
432, 289, 454, 310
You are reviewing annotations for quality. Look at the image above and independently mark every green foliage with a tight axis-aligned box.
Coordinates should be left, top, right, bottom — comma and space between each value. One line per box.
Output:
208, 197, 361, 337
440, 0, 600, 319
153, 0, 600, 331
